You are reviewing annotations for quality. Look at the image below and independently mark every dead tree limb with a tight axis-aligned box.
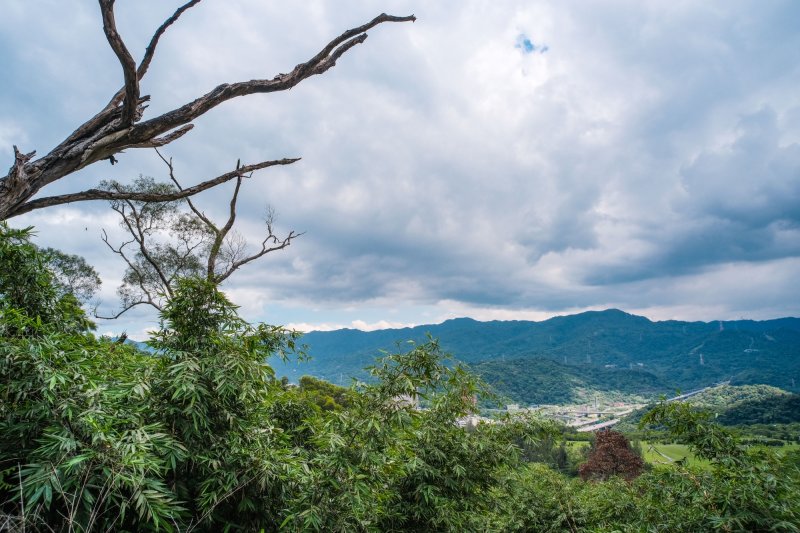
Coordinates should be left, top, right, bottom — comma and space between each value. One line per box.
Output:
15, 157, 299, 215
0, 1, 415, 220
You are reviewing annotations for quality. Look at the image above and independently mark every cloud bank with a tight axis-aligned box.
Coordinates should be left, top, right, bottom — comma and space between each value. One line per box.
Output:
2, 1, 799, 337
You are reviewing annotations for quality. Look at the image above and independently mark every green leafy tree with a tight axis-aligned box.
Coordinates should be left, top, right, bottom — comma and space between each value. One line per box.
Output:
0, 223, 93, 335
147, 277, 303, 530
1, 224, 184, 531
1, 226, 301, 530
280, 340, 558, 532
298, 375, 355, 411
40, 247, 102, 304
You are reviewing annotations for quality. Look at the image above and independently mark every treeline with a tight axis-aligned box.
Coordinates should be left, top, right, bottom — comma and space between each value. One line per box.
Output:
687, 384, 790, 411
2, 224, 799, 531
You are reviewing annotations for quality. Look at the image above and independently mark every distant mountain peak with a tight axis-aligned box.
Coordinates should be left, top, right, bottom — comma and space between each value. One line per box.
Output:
442, 317, 478, 324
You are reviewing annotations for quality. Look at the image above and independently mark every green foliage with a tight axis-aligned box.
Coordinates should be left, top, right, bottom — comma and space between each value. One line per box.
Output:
637, 402, 800, 531
1, 335, 185, 530
0, 223, 93, 335
486, 463, 637, 532
513, 428, 579, 474
3, 226, 799, 531
617, 384, 800, 442
1, 225, 181, 530
486, 404, 800, 532
716, 394, 800, 426
281, 340, 557, 532
688, 383, 790, 411
734, 423, 800, 443
0, 229, 299, 530
297, 375, 355, 411
147, 277, 303, 530
40, 247, 102, 304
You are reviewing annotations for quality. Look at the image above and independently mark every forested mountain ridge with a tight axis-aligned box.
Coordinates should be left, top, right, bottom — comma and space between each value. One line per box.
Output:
271, 309, 800, 397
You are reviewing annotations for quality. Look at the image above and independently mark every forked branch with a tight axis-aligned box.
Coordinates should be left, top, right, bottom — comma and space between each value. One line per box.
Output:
0, 1, 415, 219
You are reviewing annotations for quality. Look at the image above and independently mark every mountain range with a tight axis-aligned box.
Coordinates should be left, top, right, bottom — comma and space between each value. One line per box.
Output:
269, 309, 800, 404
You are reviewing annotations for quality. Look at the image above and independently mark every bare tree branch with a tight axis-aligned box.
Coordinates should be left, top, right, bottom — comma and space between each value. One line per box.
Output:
125, 198, 173, 297
99, 0, 139, 126
94, 300, 153, 321
104, 0, 202, 111
1, 146, 37, 218
9, 157, 299, 217
160, 150, 238, 279
156, 155, 301, 284
99, 228, 162, 316
0, 2, 415, 220
139, 1, 202, 80
204, 174, 244, 278
216, 228, 300, 285
157, 147, 223, 231
137, 124, 195, 148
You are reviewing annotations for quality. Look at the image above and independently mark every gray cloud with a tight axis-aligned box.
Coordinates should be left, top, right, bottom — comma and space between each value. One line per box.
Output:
680, 108, 800, 228
3, 1, 800, 335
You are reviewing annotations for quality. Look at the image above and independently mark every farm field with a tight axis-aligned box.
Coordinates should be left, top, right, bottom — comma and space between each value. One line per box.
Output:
640, 442, 706, 467
569, 439, 799, 469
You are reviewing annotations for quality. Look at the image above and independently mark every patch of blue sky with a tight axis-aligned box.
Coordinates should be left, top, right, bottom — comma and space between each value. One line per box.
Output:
515, 33, 548, 54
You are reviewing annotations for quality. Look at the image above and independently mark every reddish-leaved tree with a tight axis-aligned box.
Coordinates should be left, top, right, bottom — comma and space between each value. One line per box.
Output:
578, 429, 645, 481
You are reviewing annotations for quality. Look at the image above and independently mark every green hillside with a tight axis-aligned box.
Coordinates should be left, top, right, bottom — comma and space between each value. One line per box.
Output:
717, 394, 800, 425
470, 357, 669, 405
683, 384, 800, 426
687, 384, 790, 411
271, 310, 800, 401
616, 384, 800, 434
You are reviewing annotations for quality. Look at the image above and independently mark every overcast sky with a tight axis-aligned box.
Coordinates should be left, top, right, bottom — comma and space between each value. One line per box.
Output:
2, 1, 799, 339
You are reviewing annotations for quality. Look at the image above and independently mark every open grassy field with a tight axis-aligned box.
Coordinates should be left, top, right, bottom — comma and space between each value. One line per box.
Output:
640, 442, 707, 468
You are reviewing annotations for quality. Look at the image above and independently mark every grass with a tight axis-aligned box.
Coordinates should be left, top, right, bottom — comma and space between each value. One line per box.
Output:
640, 442, 707, 468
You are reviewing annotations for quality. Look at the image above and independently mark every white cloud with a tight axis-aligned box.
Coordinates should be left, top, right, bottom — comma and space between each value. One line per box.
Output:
2, 1, 799, 337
